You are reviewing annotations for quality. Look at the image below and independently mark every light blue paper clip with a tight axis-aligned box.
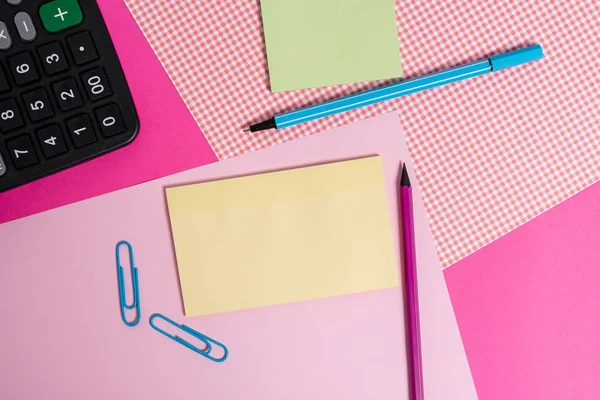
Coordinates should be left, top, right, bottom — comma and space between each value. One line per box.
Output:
149, 313, 229, 363
116, 240, 141, 327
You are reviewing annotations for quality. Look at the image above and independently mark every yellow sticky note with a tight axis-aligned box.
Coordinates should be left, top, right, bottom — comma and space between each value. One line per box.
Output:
166, 157, 399, 316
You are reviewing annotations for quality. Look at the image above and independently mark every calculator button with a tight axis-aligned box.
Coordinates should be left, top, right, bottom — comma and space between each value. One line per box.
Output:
7, 135, 38, 169
95, 104, 125, 137
39, 0, 83, 33
52, 78, 83, 111
38, 42, 69, 75
7, 0, 23, 5
67, 31, 98, 65
81, 68, 112, 101
14, 12, 37, 43
0, 66, 9, 93
0, 99, 24, 132
23, 88, 54, 122
0, 152, 6, 176
0, 21, 12, 51
8, 52, 39, 86
36, 125, 68, 158
66, 114, 96, 147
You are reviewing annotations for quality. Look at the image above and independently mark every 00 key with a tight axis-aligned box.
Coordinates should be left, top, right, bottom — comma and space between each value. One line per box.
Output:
81, 68, 111, 101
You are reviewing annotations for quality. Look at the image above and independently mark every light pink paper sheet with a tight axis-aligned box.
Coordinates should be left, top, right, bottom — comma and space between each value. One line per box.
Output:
0, 113, 476, 400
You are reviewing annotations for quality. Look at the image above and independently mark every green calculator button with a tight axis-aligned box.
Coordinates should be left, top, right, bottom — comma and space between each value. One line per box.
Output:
39, 0, 83, 33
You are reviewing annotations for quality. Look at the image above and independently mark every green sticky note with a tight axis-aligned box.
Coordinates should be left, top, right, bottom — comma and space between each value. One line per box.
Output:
261, 0, 403, 92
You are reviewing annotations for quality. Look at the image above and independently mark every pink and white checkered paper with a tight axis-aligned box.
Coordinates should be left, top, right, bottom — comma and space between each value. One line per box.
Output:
123, 0, 599, 268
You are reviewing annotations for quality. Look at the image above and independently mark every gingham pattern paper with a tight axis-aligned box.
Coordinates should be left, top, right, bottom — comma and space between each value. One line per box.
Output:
123, 0, 600, 268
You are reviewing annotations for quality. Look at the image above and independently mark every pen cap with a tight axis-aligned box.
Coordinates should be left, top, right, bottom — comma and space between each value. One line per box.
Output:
489, 45, 543, 71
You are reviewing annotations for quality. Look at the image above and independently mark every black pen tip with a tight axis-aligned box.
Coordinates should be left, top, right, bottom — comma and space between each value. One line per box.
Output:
245, 118, 277, 133
400, 163, 411, 187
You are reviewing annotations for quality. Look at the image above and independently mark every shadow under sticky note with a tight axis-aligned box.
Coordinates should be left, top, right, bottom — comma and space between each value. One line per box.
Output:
166, 156, 399, 317
261, 0, 403, 91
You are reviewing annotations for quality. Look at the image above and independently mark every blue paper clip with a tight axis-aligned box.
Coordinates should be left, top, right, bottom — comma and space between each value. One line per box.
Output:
149, 313, 229, 363
116, 241, 141, 327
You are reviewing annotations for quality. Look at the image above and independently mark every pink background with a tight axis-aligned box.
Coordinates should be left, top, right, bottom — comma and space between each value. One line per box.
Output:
0, 113, 477, 400
0, 0, 218, 224
446, 181, 600, 400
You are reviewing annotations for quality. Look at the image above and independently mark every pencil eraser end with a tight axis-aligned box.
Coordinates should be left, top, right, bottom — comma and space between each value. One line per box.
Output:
489, 45, 543, 71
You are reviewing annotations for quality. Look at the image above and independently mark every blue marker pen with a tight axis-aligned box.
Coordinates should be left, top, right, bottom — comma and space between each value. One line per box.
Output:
243, 45, 543, 132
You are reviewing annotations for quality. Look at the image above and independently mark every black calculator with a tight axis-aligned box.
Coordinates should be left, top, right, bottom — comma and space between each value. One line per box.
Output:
0, 0, 139, 192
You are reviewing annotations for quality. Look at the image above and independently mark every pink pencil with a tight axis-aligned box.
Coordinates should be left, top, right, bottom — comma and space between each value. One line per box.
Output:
400, 163, 424, 400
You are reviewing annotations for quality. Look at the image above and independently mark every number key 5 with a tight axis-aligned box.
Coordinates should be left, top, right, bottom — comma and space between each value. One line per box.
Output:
22, 88, 54, 122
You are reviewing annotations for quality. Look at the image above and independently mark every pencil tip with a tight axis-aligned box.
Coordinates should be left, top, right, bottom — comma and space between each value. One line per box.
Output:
242, 127, 250, 132
400, 163, 411, 187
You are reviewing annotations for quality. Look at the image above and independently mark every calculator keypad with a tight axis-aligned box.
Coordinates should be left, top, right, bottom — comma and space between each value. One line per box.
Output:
0, 0, 139, 192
